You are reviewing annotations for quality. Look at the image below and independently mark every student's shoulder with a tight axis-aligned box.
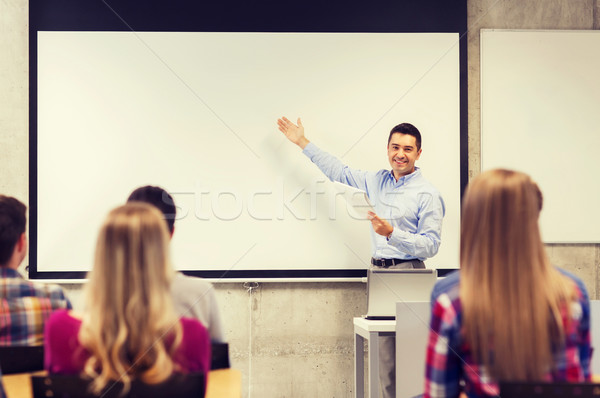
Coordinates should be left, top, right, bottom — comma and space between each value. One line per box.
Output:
172, 273, 214, 293
3, 276, 68, 299
46, 309, 80, 331
31, 280, 70, 301
430, 270, 460, 303
556, 267, 589, 301
39, 280, 69, 294
180, 317, 210, 338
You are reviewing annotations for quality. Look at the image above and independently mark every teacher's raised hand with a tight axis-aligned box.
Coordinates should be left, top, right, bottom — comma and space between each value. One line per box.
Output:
277, 116, 310, 149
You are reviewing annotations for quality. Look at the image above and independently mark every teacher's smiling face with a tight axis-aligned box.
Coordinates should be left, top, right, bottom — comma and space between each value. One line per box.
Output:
387, 133, 422, 180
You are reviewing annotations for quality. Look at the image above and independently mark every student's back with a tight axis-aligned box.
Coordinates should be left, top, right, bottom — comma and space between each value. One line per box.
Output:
171, 273, 224, 341
44, 203, 210, 394
423, 170, 591, 398
127, 185, 225, 342
0, 195, 71, 346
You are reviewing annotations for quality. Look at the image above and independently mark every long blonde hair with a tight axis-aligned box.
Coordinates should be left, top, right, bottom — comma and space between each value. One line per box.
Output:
460, 169, 574, 380
79, 203, 182, 393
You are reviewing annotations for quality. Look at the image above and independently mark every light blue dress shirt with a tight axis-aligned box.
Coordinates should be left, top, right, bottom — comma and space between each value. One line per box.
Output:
303, 142, 445, 261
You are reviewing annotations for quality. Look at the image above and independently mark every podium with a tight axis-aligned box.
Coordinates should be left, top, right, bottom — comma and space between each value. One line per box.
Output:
353, 301, 431, 398
395, 302, 431, 397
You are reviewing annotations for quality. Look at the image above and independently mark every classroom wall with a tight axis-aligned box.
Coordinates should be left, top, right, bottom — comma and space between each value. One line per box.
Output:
1, 0, 599, 397
466, 0, 600, 303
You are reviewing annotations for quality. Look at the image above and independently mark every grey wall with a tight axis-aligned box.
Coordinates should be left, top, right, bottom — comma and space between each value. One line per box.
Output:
466, 0, 600, 302
1, 0, 599, 396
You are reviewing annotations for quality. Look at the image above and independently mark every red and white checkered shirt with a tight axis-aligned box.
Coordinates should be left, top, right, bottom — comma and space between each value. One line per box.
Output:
0, 268, 72, 346
424, 269, 591, 398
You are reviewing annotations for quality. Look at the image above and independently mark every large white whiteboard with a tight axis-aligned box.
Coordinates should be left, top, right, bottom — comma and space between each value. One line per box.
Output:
481, 30, 600, 243
36, 32, 461, 274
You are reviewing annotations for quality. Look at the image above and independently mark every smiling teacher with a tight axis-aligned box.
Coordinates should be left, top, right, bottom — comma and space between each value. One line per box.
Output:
276, 116, 445, 398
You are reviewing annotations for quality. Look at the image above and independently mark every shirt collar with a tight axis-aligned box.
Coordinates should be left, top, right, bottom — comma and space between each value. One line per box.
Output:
0, 267, 24, 279
388, 166, 421, 183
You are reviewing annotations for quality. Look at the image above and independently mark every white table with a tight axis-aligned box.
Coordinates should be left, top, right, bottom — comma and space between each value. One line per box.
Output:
353, 317, 396, 398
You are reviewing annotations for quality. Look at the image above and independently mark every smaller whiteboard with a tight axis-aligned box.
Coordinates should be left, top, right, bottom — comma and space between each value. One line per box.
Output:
481, 29, 600, 243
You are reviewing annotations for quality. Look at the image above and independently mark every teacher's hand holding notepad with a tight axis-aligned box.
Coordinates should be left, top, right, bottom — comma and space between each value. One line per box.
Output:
330, 182, 393, 236
331, 182, 374, 220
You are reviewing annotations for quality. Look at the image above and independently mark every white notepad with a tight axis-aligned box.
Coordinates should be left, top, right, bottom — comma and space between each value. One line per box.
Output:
332, 182, 374, 220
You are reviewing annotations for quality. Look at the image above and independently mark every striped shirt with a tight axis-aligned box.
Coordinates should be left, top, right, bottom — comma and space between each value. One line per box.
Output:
0, 268, 72, 346
424, 269, 592, 398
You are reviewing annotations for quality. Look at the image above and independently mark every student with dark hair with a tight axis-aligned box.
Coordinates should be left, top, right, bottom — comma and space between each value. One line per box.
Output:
127, 186, 225, 343
424, 169, 591, 397
0, 195, 71, 345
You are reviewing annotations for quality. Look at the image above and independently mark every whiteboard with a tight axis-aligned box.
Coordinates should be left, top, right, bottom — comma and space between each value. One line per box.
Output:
481, 30, 600, 243
36, 32, 461, 275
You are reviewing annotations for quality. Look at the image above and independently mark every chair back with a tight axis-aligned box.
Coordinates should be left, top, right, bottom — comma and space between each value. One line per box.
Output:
31, 372, 206, 398
211, 342, 230, 370
499, 381, 600, 397
0, 345, 44, 374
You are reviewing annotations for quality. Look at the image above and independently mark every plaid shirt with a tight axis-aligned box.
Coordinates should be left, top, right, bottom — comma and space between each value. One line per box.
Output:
424, 269, 592, 398
0, 268, 72, 346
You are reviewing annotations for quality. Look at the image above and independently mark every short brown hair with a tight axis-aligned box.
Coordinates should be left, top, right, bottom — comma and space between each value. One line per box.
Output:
127, 186, 176, 234
388, 123, 422, 150
0, 195, 27, 266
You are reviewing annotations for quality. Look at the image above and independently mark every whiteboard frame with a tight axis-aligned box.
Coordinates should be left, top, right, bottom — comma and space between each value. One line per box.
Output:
28, 0, 468, 280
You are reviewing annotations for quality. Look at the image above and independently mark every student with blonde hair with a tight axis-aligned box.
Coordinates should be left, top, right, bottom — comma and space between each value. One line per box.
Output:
44, 203, 211, 394
424, 169, 591, 397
